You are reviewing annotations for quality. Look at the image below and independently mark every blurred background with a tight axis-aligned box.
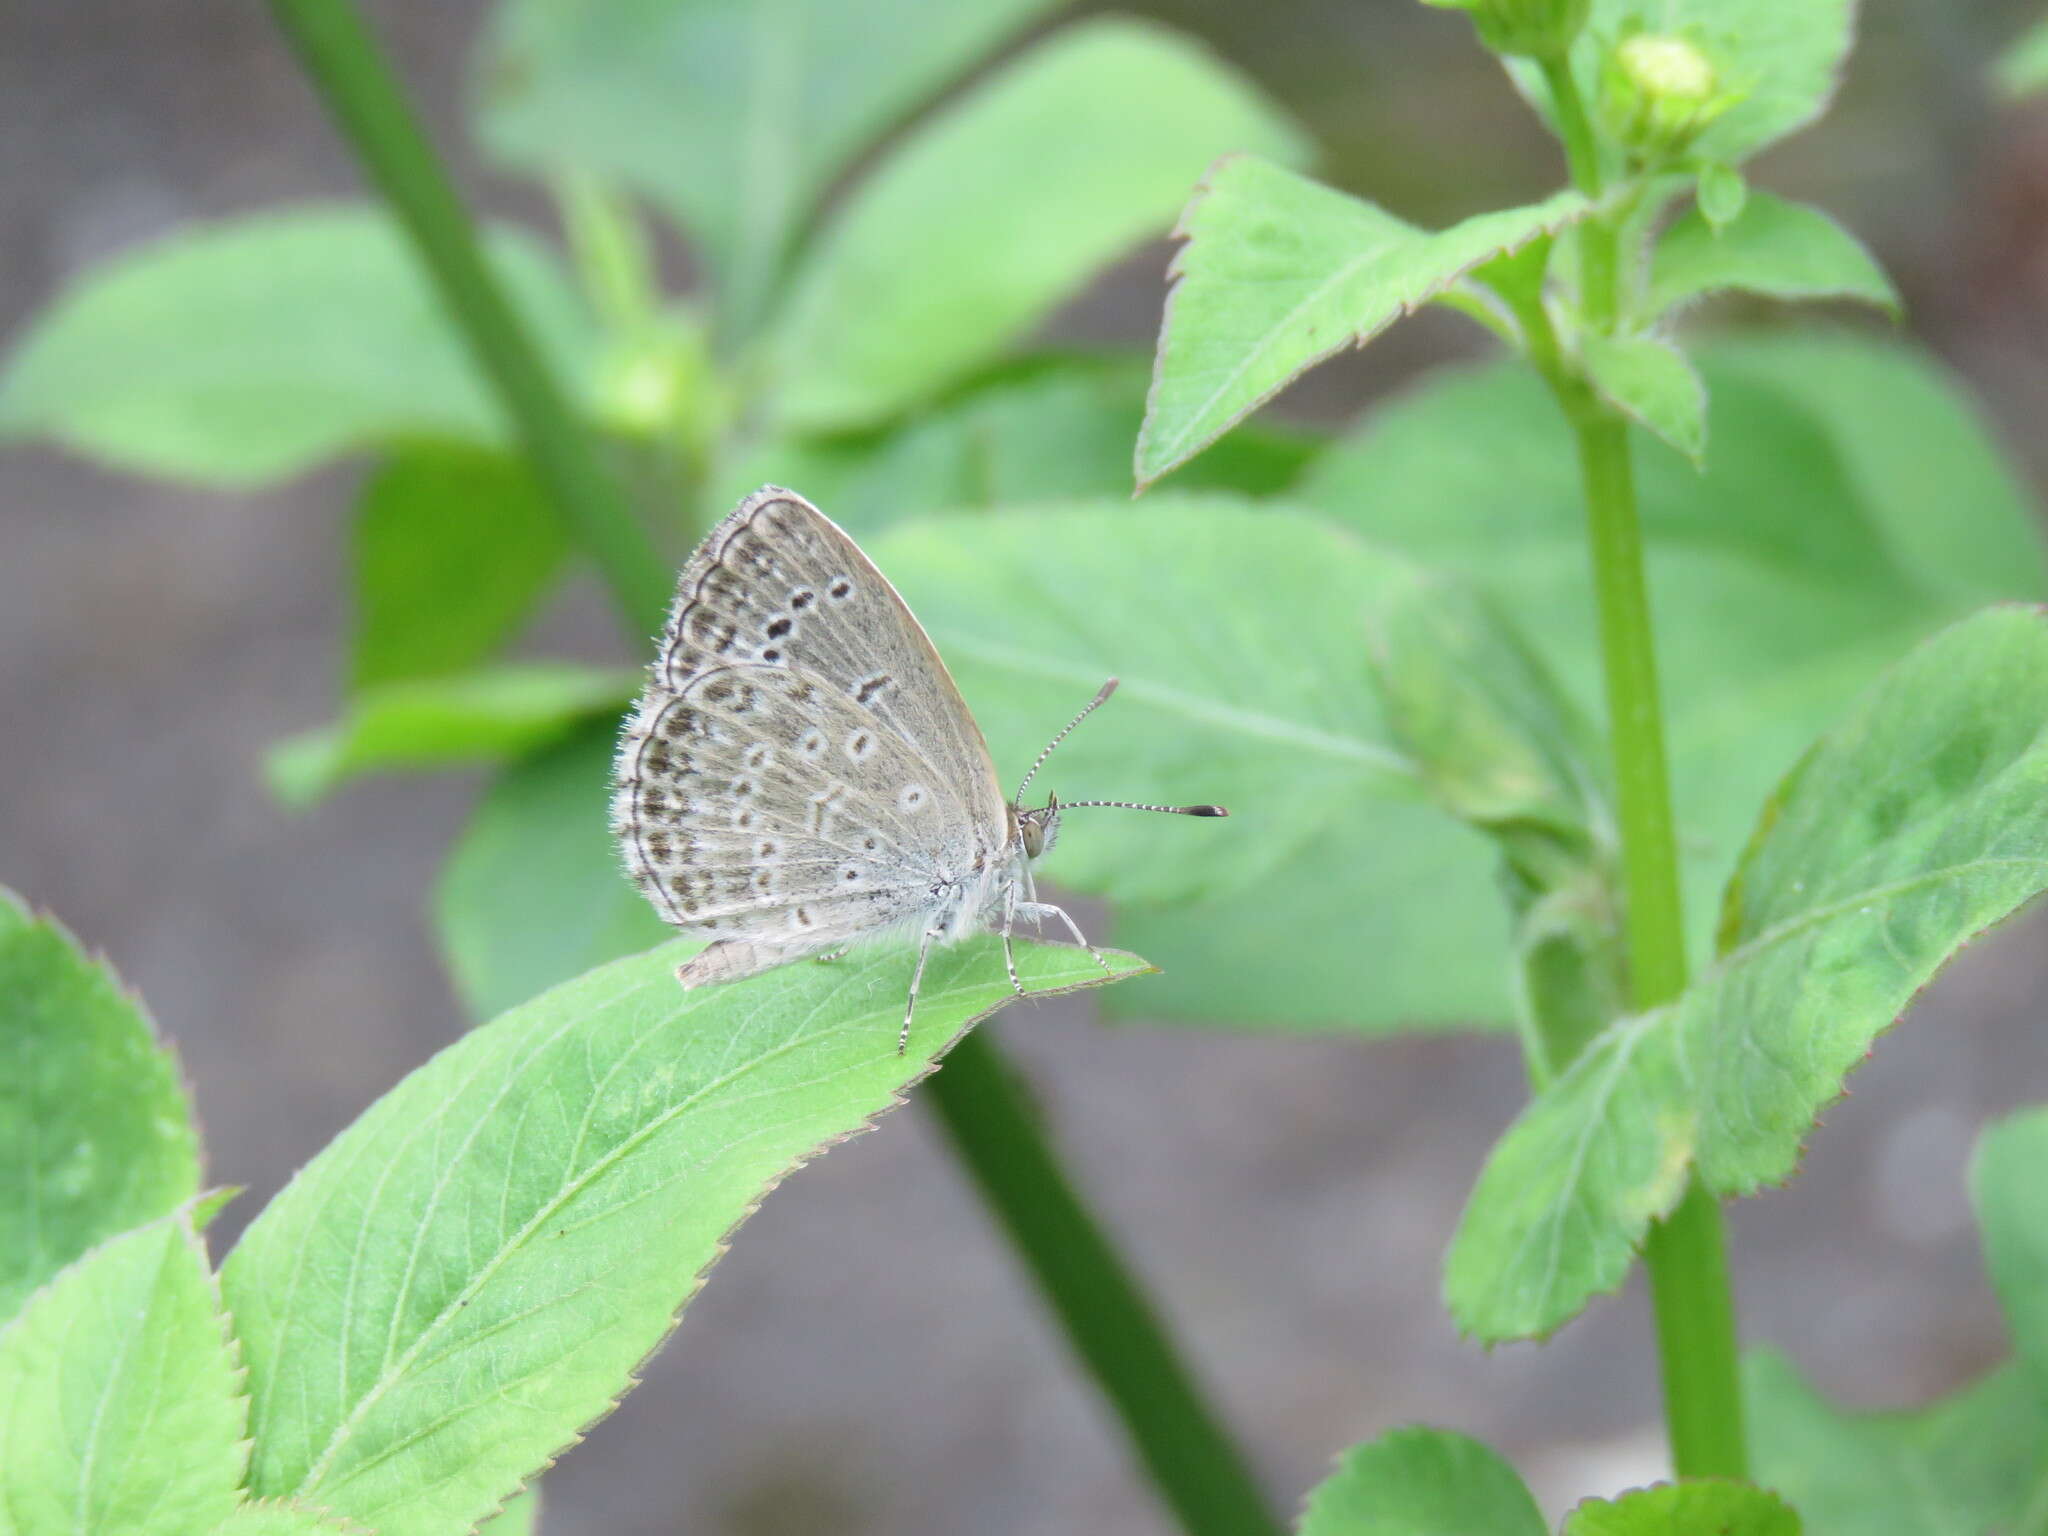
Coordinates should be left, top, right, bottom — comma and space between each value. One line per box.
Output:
5, 2, 2048, 1531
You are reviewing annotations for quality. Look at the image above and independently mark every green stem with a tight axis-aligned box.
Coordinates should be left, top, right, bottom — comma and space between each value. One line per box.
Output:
1564, 394, 1746, 1478
1539, 55, 1621, 328
269, 6, 1274, 1526
925, 1029, 1282, 1536
266, 0, 670, 642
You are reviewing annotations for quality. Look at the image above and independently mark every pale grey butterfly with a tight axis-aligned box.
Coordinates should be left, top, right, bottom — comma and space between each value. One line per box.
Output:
612, 486, 1227, 1052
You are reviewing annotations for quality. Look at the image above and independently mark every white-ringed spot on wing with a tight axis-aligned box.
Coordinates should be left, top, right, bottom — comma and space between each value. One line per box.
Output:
743, 743, 775, 771
844, 729, 875, 763
827, 576, 855, 601
899, 783, 930, 814
799, 728, 827, 759
854, 673, 894, 705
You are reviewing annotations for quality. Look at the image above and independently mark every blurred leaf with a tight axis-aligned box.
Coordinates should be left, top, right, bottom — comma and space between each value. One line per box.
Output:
221, 934, 1146, 1535
1746, 1351, 2048, 1533
351, 445, 566, 690
476, 0, 1058, 325
1580, 331, 1707, 463
1300, 335, 2047, 974
1996, 16, 2048, 99
718, 356, 1319, 536
266, 664, 638, 809
1105, 804, 1513, 1032
1563, 1482, 1800, 1534
1704, 333, 2047, 611
773, 20, 1306, 433
0, 889, 200, 1321
208, 1508, 358, 1536
1449, 609, 2048, 1339
1297, 1426, 1545, 1536
1369, 571, 1619, 1071
436, 717, 670, 1019
878, 499, 1416, 904
1369, 568, 1607, 864
1508, 0, 1854, 168
1971, 1108, 2048, 1388
1695, 163, 1748, 230
0, 207, 597, 486
1648, 192, 1897, 318
0, 1210, 245, 1536
1137, 156, 1584, 487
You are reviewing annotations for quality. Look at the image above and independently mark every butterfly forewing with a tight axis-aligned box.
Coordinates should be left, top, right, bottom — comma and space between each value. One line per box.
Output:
615, 487, 1012, 951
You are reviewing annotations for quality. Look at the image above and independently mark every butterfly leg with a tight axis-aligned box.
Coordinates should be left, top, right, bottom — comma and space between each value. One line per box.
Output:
899, 925, 944, 1056
1015, 901, 1115, 976
998, 882, 1027, 998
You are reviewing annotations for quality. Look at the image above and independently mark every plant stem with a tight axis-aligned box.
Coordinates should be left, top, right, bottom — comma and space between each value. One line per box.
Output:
266, 0, 671, 643
924, 1028, 1281, 1536
270, 6, 1275, 1526
1564, 394, 1746, 1478
1539, 40, 1747, 1476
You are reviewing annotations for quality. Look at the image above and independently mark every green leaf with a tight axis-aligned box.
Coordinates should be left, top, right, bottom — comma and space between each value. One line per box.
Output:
1300, 335, 2048, 983
1563, 1481, 1800, 1534
482, 1486, 540, 1534
1368, 571, 1619, 1071
717, 355, 1318, 536
1971, 1107, 2048, 1387
877, 498, 1416, 904
0, 207, 597, 486
1449, 608, 2048, 1339
1705, 333, 2047, 612
435, 718, 670, 1019
1746, 1350, 2048, 1534
771, 20, 1307, 432
1579, 330, 1707, 463
350, 445, 566, 691
221, 935, 1147, 1536
1137, 157, 1585, 487
1509, 0, 1854, 168
1648, 191, 1898, 318
0, 889, 200, 1321
1695, 162, 1748, 230
265, 664, 638, 809
1368, 568, 1607, 864
208, 1506, 358, 1536
1996, 17, 2048, 100
1297, 1426, 1545, 1536
1106, 804, 1512, 1032
0, 1209, 245, 1536
476, 0, 1059, 325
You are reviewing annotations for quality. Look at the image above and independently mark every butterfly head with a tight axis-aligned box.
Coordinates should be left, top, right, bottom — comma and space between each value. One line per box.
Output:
1017, 793, 1062, 862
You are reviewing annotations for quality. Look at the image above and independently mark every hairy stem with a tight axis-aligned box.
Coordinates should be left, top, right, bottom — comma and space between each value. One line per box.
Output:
1565, 391, 1746, 1477
269, 4, 1276, 1525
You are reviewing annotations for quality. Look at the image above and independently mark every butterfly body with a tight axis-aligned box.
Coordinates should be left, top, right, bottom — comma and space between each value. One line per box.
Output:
613, 487, 1221, 1049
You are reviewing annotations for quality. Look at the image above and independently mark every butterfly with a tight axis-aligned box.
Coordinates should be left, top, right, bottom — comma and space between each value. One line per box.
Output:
612, 487, 1226, 1051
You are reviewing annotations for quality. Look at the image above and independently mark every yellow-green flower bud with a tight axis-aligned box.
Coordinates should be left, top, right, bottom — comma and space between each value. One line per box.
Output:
1418, 0, 1588, 59
1599, 30, 1744, 160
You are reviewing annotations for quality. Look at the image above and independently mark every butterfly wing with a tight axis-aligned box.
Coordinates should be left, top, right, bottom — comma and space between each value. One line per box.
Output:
614, 487, 1012, 948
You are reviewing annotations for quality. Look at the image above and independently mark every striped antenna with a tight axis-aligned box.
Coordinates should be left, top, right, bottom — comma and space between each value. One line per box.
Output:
1014, 678, 1119, 805
1056, 799, 1229, 816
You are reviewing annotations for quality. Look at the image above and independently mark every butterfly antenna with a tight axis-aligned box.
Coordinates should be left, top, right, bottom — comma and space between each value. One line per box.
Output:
1014, 678, 1119, 805
1056, 799, 1230, 817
